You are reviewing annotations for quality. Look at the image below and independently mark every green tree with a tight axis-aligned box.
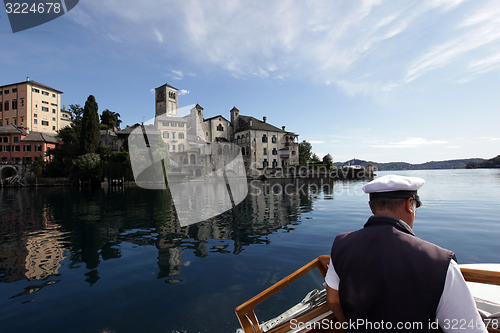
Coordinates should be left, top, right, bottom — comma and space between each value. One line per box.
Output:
299, 140, 312, 165
102, 151, 134, 181
311, 153, 321, 164
68, 104, 84, 120
323, 154, 333, 168
100, 109, 122, 130
479, 155, 500, 168
80, 95, 100, 154
73, 153, 101, 181
45, 116, 83, 177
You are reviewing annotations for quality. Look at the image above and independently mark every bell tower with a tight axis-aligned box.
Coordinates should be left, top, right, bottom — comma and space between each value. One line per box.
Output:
155, 83, 178, 118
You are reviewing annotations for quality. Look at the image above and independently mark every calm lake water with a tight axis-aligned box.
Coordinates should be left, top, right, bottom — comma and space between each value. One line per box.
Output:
1, 169, 500, 332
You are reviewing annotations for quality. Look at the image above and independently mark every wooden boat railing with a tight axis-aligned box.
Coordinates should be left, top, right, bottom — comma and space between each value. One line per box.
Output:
235, 255, 500, 333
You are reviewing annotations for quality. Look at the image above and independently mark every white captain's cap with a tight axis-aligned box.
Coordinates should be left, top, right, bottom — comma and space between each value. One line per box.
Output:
363, 175, 425, 207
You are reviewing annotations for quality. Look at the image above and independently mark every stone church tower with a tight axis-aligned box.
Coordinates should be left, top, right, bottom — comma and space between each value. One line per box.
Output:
155, 83, 178, 118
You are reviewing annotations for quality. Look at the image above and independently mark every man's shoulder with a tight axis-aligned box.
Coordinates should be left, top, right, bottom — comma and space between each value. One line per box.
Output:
334, 229, 362, 240
410, 235, 455, 258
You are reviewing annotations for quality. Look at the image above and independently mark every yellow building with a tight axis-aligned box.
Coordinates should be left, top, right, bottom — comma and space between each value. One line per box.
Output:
0, 78, 64, 135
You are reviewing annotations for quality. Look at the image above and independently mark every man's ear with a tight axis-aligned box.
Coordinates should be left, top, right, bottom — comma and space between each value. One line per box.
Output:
405, 197, 414, 214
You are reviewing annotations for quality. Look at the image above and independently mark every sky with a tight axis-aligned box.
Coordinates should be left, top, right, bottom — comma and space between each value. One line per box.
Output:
1, 0, 499, 164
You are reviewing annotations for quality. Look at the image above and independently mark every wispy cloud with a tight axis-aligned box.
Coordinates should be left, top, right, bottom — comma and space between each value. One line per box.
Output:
371, 137, 448, 148
179, 89, 190, 96
72, 0, 500, 95
169, 69, 184, 80
405, 0, 500, 83
153, 28, 163, 44
309, 140, 326, 144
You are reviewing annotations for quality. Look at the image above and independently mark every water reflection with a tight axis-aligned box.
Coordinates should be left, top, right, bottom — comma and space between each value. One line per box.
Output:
0, 179, 334, 289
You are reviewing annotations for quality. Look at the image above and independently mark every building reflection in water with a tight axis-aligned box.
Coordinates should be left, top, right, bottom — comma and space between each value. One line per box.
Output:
0, 189, 68, 284
0, 178, 334, 288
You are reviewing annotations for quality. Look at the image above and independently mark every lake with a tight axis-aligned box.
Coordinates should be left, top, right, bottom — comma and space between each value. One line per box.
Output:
1, 169, 500, 332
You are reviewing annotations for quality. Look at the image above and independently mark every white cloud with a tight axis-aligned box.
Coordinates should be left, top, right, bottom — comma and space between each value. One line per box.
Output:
405, 1, 500, 83
170, 69, 184, 80
73, 0, 500, 95
179, 89, 190, 96
309, 140, 326, 144
371, 137, 448, 148
153, 28, 163, 44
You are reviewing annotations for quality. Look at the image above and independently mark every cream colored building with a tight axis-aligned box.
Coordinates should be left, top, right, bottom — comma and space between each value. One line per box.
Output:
60, 109, 72, 129
155, 83, 178, 118
0, 78, 64, 135
231, 107, 299, 173
153, 83, 299, 176
155, 83, 189, 154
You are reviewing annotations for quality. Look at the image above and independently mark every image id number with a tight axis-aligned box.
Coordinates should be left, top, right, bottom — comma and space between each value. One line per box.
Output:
441, 319, 487, 330
5, 2, 62, 14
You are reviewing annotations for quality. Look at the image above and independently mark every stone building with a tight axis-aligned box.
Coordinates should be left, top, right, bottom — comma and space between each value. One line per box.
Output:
153, 83, 299, 176
230, 107, 299, 174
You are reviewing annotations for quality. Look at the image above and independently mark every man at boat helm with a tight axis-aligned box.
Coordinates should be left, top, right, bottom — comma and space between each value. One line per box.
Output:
325, 175, 487, 332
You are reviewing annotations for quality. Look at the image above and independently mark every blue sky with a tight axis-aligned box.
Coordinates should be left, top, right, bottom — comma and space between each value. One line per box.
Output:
1, 0, 499, 163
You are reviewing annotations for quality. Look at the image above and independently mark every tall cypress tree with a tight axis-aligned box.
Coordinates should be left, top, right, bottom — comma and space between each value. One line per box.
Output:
80, 95, 100, 154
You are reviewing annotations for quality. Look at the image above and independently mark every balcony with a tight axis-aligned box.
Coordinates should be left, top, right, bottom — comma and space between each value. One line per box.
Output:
279, 148, 289, 158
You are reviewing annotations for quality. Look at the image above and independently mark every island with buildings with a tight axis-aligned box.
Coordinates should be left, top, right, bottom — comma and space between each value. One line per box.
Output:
0, 78, 372, 186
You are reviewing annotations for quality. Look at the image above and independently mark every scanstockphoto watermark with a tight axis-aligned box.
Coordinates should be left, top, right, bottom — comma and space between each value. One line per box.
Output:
290, 318, 489, 331
248, 179, 367, 198
2, 0, 79, 33
290, 318, 425, 331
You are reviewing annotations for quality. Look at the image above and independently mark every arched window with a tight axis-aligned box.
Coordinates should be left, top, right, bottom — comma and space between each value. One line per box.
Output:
237, 136, 241, 144
241, 147, 246, 156
262, 134, 268, 143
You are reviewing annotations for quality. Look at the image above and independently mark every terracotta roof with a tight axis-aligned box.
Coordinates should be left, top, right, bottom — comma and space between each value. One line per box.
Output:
0, 80, 63, 93
0, 124, 28, 135
21, 132, 58, 144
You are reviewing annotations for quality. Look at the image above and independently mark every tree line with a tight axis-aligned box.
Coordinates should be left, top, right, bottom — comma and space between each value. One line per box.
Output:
41, 95, 133, 185
466, 155, 500, 169
298, 140, 333, 168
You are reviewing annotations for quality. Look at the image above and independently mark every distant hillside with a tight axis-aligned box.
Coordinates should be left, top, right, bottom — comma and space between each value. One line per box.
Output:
335, 158, 487, 171
466, 155, 500, 169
